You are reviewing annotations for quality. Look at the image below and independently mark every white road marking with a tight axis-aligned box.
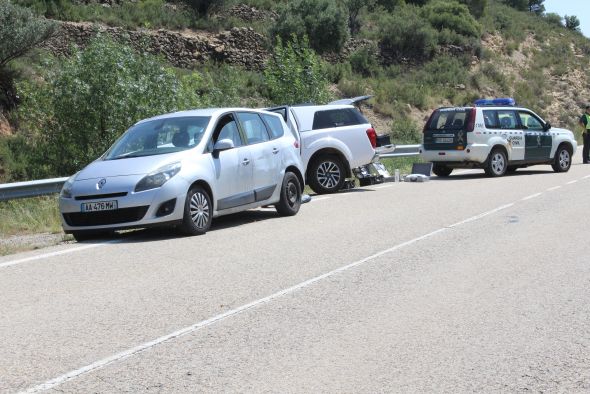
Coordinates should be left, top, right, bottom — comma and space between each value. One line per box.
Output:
372, 184, 395, 189
521, 193, 542, 201
566, 180, 578, 185
583, 174, 590, 179
21, 193, 545, 393
309, 196, 331, 203
547, 186, 561, 192
0, 243, 112, 269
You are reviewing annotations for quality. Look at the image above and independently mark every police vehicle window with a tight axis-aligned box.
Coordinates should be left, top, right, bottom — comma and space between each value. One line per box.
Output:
518, 111, 543, 131
312, 109, 366, 130
483, 110, 499, 129
427, 109, 471, 130
237, 112, 270, 144
261, 113, 285, 139
497, 110, 518, 130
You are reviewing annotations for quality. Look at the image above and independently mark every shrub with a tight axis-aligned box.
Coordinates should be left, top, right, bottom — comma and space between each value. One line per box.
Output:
16, 36, 206, 176
390, 116, 421, 144
263, 35, 331, 106
543, 13, 562, 28
458, 0, 487, 19
422, 0, 481, 39
349, 45, 380, 77
376, 5, 438, 61
271, 0, 348, 54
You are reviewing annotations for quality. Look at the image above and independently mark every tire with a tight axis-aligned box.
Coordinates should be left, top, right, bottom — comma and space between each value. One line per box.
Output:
180, 186, 212, 235
275, 172, 302, 216
308, 155, 346, 194
484, 148, 508, 177
432, 163, 453, 177
551, 145, 572, 173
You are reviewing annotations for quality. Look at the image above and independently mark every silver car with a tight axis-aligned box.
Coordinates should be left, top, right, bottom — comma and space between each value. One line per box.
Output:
59, 108, 305, 241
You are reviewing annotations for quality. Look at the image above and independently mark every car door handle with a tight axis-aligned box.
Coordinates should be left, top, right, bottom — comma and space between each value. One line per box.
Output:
272, 148, 279, 154
242, 158, 250, 166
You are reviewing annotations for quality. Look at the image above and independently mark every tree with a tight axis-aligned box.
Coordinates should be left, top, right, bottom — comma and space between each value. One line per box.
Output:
264, 35, 330, 106
341, 0, 376, 36
422, 0, 481, 38
564, 15, 581, 32
271, 0, 349, 54
0, 1, 56, 111
528, 0, 545, 14
458, 0, 487, 19
503, 0, 527, 11
17, 36, 206, 176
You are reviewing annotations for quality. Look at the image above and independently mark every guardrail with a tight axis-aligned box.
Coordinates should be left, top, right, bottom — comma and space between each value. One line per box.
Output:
0, 177, 68, 202
0, 145, 423, 202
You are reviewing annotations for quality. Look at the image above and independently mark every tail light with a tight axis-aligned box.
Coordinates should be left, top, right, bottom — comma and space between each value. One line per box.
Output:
366, 128, 377, 148
466, 108, 476, 132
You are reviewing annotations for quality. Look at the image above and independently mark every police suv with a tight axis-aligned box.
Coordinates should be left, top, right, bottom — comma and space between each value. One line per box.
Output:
420, 98, 577, 177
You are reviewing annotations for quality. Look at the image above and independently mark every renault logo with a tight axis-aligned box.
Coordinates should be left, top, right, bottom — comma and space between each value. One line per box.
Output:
97, 178, 107, 190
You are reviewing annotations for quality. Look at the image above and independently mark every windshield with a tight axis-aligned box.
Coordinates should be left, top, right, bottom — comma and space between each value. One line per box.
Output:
104, 116, 211, 160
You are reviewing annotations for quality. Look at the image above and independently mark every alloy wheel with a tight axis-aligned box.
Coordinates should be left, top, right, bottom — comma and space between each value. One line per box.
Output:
491, 152, 505, 175
559, 149, 570, 170
316, 161, 341, 189
189, 191, 210, 230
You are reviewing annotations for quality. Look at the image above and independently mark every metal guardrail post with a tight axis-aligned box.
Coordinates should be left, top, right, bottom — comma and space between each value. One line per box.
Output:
0, 177, 68, 202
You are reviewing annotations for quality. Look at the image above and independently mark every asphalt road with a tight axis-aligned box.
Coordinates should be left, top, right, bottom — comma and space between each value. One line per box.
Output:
1, 155, 590, 393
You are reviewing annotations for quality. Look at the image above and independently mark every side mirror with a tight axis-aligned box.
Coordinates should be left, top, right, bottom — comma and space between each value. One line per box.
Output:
544, 122, 552, 131
212, 138, 234, 158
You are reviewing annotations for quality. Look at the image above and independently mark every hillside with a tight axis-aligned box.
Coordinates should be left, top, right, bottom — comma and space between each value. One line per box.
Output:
1, 0, 590, 182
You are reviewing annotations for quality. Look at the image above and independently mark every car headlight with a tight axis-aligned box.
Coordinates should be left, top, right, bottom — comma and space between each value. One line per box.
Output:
60, 172, 78, 198
135, 162, 181, 193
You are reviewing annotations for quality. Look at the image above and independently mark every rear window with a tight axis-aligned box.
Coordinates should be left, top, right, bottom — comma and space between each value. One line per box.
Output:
427, 108, 472, 130
312, 108, 368, 130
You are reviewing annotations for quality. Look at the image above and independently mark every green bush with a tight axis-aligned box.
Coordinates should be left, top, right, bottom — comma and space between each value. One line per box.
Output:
271, 0, 348, 54
543, 13, 563, 28
422, 0, 481, 39
16, 36, 207, 176
349, 45, 380, 77
375, 5, 438, 60
263, 35, 331, 106
390, 116, 421, 144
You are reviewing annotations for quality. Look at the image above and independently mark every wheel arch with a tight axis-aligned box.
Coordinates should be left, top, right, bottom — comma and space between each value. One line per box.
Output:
285, 165, 305, 191
555, 141, 574, 156
188, 179, 214, 209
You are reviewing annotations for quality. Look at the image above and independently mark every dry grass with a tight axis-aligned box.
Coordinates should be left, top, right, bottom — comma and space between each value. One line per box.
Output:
0, 195, 63, 236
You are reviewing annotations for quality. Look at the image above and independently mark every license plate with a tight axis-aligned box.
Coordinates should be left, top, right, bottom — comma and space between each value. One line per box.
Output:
436, 137, 454, 143
81, 200, 118, 212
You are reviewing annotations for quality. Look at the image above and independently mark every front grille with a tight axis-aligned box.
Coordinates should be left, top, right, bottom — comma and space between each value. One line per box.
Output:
75, 192, 128, 201
63, 206, 149, 227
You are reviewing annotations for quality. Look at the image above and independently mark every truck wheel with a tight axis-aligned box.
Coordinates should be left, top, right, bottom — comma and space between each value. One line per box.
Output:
275, 172, 301, 216
432, 163, 453, 177
484, 148, 507, 177
180, 186, 212, 235
308, 155, 346, 194
551, 145, 571, 173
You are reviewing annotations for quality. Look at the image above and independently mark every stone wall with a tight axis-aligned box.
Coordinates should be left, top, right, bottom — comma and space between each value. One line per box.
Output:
43, 21, 269, 70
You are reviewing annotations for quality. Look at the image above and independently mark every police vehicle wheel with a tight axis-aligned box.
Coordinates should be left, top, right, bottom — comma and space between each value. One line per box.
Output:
551, 145, 572, 173
308, 155, 346, 194
432, 163, 453, 177
180, 186, 212, 235
275, 171, 301, 216
484, 149, 507, 177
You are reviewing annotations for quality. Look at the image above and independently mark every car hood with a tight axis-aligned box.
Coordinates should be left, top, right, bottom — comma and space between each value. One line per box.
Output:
76, 154, 182, 180
551, 127, 574, 138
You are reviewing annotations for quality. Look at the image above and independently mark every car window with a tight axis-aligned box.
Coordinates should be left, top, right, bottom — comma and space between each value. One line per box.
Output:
261, 113, 285, 139
104, 116, 210, 160
312, 108, 367, 130
483, 110, 499, 129
518, 111, 544, 131
497, 110, 519, 130
237, 112, 270, 144
427, 108, 472, 130
211, 114, 243, 149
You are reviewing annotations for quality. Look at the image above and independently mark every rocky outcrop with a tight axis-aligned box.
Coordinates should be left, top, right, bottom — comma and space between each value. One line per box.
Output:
214, 4, 278, 22
43, 21, 269, 70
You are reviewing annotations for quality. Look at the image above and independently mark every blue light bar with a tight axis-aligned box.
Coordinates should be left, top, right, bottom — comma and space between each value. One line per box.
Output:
474, 98, 516, 107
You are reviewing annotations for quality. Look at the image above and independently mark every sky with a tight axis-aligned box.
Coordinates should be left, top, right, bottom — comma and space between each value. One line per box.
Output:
544, 0, 590, 37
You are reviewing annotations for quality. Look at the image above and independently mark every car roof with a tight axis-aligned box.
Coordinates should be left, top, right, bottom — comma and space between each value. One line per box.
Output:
436, 106, 535, 112
136, 108, 279, 124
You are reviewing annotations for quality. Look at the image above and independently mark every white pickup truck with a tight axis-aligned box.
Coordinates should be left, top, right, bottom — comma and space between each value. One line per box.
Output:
268, 97, 390, 194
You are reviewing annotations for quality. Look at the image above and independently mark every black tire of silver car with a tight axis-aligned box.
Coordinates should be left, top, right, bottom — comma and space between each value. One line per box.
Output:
275, 172, 302, 216
181, 186, 212, 235
484, 148, 508, 177
308, 155, 346, 194
432, 163, 453, 177
551, 145, 572, 173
